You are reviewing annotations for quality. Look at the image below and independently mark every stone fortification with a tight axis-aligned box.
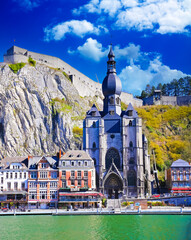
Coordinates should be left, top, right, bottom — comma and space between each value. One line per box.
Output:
143, 93, 191, 106
4, 46, 142, 107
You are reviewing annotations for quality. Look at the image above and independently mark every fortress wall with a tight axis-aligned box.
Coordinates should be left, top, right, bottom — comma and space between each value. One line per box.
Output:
177, 96, 191, 106
3, 46, 142, 106
121, 92, 142, 107
161, 96, 177, 106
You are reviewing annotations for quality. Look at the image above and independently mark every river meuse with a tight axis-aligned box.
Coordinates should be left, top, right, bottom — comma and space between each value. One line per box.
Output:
1, 215, 191, 240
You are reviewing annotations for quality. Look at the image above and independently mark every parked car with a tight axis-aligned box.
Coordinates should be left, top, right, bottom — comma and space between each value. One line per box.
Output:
151, 194, 160, 198
2, 208, 8, 212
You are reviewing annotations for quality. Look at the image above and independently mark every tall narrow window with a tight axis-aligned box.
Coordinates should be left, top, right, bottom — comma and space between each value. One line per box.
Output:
93, 142, 96, 149
129, 120, 132, 126
129, 141, 133, 148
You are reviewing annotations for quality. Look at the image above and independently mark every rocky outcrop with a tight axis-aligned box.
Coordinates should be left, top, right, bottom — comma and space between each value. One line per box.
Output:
0, 63, 101, 157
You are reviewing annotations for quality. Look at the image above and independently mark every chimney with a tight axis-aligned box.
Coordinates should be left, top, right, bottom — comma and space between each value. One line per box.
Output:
59, 149, 61, 160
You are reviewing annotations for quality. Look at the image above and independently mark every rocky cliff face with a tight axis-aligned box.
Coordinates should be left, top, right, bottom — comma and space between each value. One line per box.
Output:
0, 63, 101, 157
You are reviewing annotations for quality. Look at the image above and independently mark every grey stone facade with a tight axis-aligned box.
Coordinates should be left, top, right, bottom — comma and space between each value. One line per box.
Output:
83, 47, 151, 199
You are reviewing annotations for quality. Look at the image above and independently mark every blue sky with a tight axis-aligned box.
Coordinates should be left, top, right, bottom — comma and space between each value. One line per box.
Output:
1, 0, 191, 95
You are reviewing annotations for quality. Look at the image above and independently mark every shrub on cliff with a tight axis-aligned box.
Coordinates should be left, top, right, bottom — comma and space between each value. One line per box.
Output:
28, 57, 36, 67
9, 62, 26, 73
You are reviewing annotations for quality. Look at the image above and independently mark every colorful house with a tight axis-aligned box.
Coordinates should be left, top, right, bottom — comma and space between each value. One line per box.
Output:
0, 157, 28, 208
58, 150, 100, 208
166, 159, 191, 195
28, 156, 59, 209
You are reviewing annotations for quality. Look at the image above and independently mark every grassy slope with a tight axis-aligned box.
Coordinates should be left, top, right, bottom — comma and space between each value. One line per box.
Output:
136, 105, 191, 181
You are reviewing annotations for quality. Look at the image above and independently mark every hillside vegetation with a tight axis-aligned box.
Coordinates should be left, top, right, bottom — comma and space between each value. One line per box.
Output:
136, 105, 191, 181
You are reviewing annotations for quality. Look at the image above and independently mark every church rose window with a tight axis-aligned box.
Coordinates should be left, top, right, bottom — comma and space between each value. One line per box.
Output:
105, 148, 120, 169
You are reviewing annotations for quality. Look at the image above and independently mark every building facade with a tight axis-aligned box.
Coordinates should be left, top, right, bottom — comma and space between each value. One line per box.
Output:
83, 46, 151, 199
28, 156, 59, 209
58, 150, 99, 207
58, 150, 96, 191
166, 159, 191, 195
0, 157, 28, 208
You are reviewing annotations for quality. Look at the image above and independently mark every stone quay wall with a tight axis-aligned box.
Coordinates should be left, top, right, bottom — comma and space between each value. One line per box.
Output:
3, 46, 143, 107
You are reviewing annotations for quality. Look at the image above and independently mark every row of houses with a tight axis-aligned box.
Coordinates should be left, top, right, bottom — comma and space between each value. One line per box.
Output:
0, 150, 103, 209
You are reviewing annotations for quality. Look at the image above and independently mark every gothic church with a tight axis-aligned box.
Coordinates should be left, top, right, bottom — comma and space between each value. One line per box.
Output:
83, 46, 151, 198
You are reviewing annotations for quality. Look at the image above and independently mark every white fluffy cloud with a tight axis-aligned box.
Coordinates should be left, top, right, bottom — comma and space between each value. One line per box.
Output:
44, 20, 108, 41
74, 0, 191, 34
73, 0, 122, 17
69, 39, 186, 94
119, 57, 186, 95
69, 38, 108, 61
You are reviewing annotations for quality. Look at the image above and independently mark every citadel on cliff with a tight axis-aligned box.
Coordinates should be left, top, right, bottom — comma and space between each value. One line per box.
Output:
3, 45, 142, 107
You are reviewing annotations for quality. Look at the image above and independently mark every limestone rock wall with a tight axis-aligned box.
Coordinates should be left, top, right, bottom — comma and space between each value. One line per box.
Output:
0, 63, 96, 158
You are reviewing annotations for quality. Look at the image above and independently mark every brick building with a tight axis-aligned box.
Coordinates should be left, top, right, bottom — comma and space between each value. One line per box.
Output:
28, 156, 59, 209
58, 150, 98, 207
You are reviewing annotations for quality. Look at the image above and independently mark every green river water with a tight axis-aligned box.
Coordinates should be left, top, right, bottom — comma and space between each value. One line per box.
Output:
0, 215, 191, 240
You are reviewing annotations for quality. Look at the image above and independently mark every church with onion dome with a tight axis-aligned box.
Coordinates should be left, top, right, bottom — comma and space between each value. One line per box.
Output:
83, 46, 151, 199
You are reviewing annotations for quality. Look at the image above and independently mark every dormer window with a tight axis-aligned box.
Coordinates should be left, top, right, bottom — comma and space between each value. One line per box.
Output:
109, 111, 114, 115
69, 154, 73, 158
92, 111, 96, 117
41, 163, 47, 168
127, 110, 133, 116
77, 154, 81, 158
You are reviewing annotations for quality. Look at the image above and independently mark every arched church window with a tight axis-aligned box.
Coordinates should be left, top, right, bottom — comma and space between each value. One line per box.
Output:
105, 148, 120, 169
129, 141, 133, 148
109, 97, 114, 104
129, 120, 132, 126
116, 97, 120, 104
92, 121, 96, 128
128, 170, 136, 186
93, 142, 96, 149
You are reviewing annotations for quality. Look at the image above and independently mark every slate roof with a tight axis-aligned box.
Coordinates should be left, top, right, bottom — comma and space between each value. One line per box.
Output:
28, 156, 58, 167
86, 104, 101, 118
171, 159, 190, 168
60, 150, 92, 161
0, 156, 28, 169
122, 103, 138, 118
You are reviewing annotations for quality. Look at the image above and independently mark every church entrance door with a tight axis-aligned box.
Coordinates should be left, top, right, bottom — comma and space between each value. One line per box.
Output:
104, 173, 123, 199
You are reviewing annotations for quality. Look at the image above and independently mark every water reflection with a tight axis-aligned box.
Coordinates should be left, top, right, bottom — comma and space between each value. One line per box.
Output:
0, 215, 190, 240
